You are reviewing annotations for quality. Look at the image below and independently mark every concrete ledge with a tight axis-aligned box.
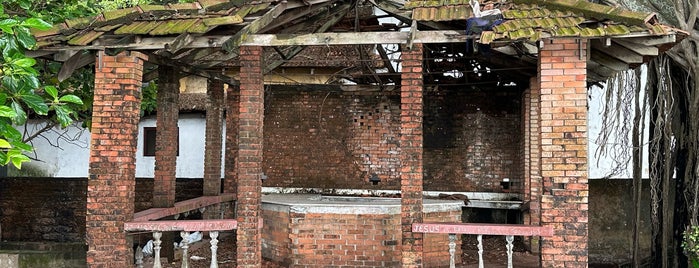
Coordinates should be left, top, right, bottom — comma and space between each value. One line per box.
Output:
412, 222, 554, 236
125, 219, 238, 232
134, 193, 235, 221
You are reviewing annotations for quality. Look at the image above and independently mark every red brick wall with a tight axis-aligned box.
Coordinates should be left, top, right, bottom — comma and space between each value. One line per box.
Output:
423, 88, 521, 192
538, 38, 588, 267
261, 203, 460, 268
87, 51, 145, 267
0, 177, 201, 243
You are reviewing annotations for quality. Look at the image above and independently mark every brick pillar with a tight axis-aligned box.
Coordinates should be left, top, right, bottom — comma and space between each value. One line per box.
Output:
538, 38, 588, 267
523, 77, 542, 253
224, 86, 239, 197
400, 43, 424, 268
153, 65, 179, 261
87, 51, 146, 267
154, 65, 178, 207
237, 46, 264, 268
204, 79, 224, 197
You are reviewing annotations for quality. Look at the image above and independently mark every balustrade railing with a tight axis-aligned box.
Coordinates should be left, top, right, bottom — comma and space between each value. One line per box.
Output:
126, 194, 237, 268
412, 222, 554, 268
126, 220, 237, 268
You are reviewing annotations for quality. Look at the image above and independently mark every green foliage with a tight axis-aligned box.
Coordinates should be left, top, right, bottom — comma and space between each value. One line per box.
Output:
141, 81, 158, 116
0, 8, 84, 169
684, 225, 699, 268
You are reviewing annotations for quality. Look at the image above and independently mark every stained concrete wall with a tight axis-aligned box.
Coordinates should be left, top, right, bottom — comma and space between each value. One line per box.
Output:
589, 179, 653, 265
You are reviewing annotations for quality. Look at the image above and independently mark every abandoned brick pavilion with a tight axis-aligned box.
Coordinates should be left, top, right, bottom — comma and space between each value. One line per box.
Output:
30, 0, 683, 267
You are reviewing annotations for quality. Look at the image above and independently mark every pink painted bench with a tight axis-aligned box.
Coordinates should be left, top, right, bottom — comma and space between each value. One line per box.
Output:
412, 222, 553, 268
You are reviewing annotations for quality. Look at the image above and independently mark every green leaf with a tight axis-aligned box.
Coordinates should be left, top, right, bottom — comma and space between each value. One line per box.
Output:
21, 18, 52, 30
21, 93, 48, 115
0, 139, 10, 148
10, 100, 27, 125
2, 37, 20, 59
12, 57, 36, 68
59, 94, 83, 105
0, 152, 7, 166
10, 140, 32, 152
8, 150, 29, 169
15, 27, 36, 50
54, 105, 74, 127
2, 76, 19, 94
0, 19, 17, 34
0, 106, 16, 118
44, 86, 58, 100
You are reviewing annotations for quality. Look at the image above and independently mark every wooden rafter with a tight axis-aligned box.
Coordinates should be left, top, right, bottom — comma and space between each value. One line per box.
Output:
591, 39, 643, 64
264, 1, 353, 74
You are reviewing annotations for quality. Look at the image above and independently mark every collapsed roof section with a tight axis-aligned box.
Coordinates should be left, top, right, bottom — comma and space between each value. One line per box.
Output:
31, 0, 685, 84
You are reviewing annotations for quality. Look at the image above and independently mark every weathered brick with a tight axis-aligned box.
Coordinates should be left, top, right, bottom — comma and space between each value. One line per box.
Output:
538, 38, 588, 267
86, 51, 145, 267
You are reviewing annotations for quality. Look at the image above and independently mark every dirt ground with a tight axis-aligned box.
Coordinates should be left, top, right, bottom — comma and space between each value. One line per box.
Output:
140, 232, 540, 268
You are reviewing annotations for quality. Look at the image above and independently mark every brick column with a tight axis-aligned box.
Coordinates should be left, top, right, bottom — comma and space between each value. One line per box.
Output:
538, 38, 588, 267
400, 43, 424, 268
204, 79, 224, 197
153, 65, 179, 261
523, 77, 542, 253
87, 51, 146, 267
154, 65, 178, 207
224, 86, 239, 197
237, 46, 264, 268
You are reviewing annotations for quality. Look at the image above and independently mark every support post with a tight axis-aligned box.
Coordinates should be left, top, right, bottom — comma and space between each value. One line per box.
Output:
538, 38, 589, 267
236, 45, 264, 268
154, 64, 179, 261
86, 51, 146, 267
204, 79, 225, 198
400, 43, 424, 268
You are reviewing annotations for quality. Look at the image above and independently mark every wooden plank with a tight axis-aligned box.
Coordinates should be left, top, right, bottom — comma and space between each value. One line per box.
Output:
620, 34, 676, 46
412, 222, 554, 236
614, 39, 658, 56
221, 2, 288, 53
591, 39, 643, 64
58, 51, 95, 81
263, 2, 352, 73
133, 193, 236, 221
243, 30, 472, 46
591, 51, 629, 71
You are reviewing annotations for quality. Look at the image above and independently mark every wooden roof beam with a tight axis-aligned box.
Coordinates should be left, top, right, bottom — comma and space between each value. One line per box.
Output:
590, 39, 643, 64
242, 30, 472, 46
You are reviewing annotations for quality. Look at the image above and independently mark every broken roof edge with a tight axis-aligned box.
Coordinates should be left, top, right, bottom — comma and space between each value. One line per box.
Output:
512, 0, 656, 27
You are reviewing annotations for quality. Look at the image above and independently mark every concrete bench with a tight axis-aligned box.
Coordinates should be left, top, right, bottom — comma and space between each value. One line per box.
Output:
412, 222, 553, 268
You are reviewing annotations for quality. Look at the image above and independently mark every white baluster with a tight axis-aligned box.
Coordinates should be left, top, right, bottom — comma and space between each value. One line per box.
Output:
180, 231, 190, 268
448, 234, 456, 268
153, 232, 163, 268
135, 245, 143, 268
477, 234, 484, 268
210, 231, 219, 268
506, 235, 514, 268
